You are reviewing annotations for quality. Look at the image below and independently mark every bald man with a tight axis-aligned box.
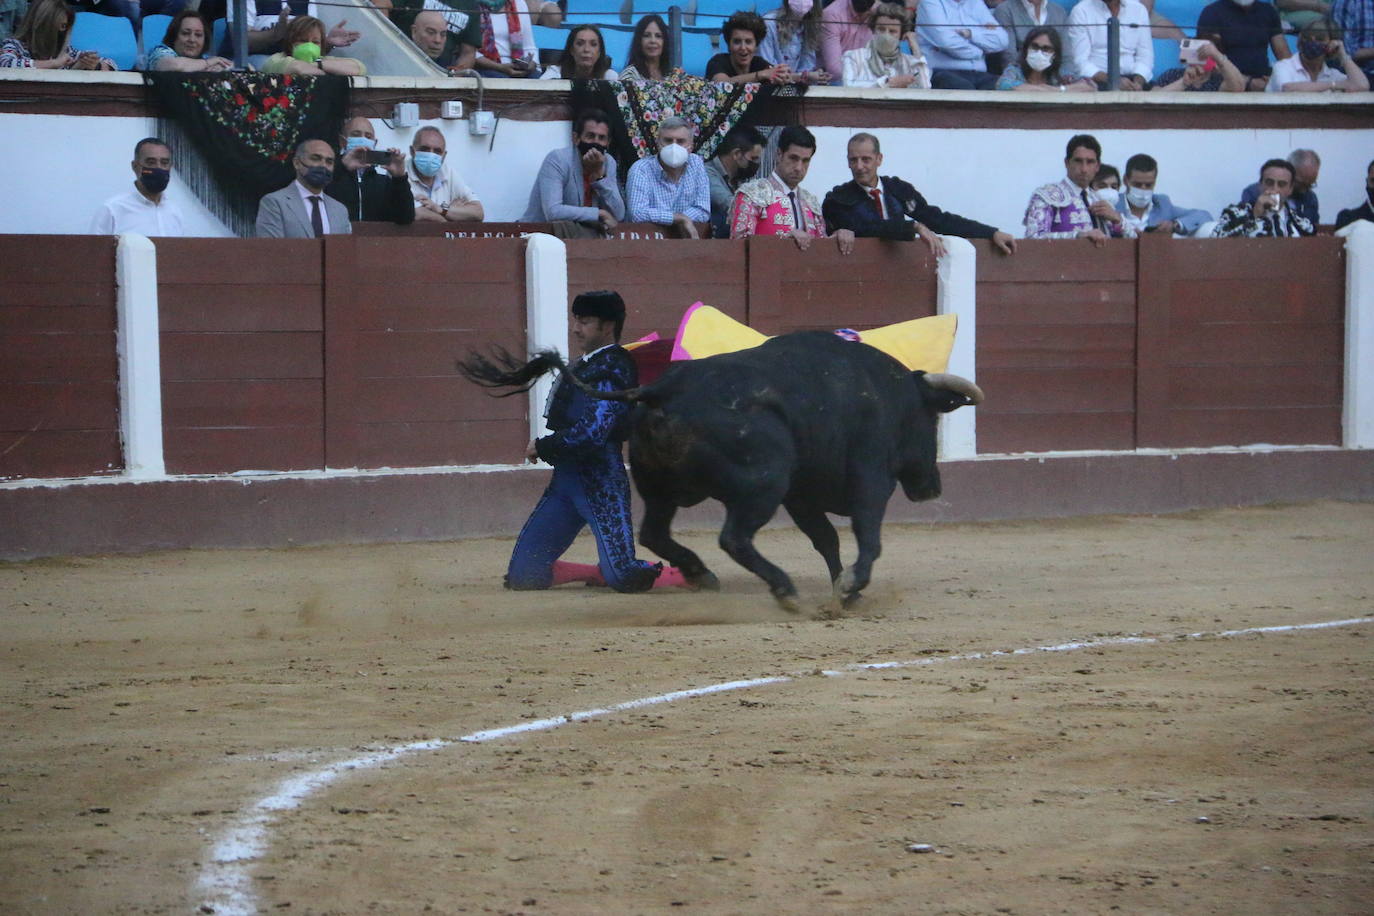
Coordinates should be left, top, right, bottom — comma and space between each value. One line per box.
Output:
256, 139, 353, 238
408, 5, 478, 72
326, 115, 415, 224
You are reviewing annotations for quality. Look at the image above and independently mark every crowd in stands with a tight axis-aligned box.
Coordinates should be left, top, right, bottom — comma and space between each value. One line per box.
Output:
3, 0, 1372, 91
91, 114, 1374, 243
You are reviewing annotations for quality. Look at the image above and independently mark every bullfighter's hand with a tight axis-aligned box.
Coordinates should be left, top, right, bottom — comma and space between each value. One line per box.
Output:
834, 228, 855, 255
1078, 228, 1109, 248
525, 439, 539, 463
917, 224, 947, 259
789, 228, 813, 251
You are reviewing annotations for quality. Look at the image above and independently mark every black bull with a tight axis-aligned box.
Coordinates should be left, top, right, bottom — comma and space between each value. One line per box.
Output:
462, 331, 982, 610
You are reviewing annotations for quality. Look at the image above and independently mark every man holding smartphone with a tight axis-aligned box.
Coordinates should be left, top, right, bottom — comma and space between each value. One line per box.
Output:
326, 116, 415, 225
1212, 159, 1316, 237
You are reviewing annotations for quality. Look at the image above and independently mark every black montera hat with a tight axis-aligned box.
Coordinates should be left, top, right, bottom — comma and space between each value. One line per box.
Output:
571, 290, 626, 337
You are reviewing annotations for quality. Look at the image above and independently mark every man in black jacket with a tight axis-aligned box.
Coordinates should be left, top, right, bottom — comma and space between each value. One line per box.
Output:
1335, 158, 1374, 230
326, 117, 416, 226
823, 133, 1015, 257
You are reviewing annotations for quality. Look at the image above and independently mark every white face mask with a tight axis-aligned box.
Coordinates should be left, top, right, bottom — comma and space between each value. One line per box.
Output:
658, 142, 689, 169
1025, 49, 1054, 72
1093, 186, 1120, 206
1232, 0, 1254, 6
871, 32, 900, 57
1125, 185, 1153, 208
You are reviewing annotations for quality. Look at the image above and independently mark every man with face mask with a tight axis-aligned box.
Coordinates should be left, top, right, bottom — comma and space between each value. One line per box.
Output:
522, 109, 626, 237
406, 125, 484, 223
625, 117, 711, 239
1024, 133, 1135, 246
1335, 158, 1374, 229
256, 139, 353, 238
1266, 16, 1370, 91
1240, 148, 1322, 225
819, 0, 877, 81
706, 125, 764, 238
325, 116, 415, 225
1113, 153, 1213, 237
91, 137, 186, 237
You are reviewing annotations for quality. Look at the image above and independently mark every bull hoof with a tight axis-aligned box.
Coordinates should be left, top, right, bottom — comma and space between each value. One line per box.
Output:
841, 590, 864, 610
773, 591, 802, 614
687, 569, 720, 591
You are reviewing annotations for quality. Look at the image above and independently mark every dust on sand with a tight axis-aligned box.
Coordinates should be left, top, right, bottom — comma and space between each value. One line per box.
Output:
2, 501, 1371, 914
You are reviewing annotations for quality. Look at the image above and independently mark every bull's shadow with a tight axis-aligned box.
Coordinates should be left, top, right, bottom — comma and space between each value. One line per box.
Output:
461, 331, 981, 611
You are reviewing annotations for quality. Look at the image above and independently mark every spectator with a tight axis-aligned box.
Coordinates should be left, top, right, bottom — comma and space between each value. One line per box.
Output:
326, 117, 415, 226
1196, 0, 1289, 90
1, 0, 114, 69
90, 137, 185, 237
1154, 38, 1247, 89
708, 10, 785, 83
994, 0, 1069, 57
1024, 133, 1136, 244
1332, 0, 1374, 82
406, 125, 483, 222
626, 117, 710, 238
761, 0, 832, 84
843, 3, 931, 88
255, 139, 353, 238
1091, 163, 1121, 201
540, 23, 617, 79
0, 0, 23, 43
730, 124, 843, 252
620, 13, 671, 80
147, 9, 233, 72
1213, 158, 1316, 236
1066, 0, 1152, 90
706, 125, 764, 238
262, 15, 366, 74
996, 23, 1093, 90
229, 1, 361, 61
1115, 153, 1213, 236
409, 8, 478, 72
823, 132, 1016, 257
1241, 149, 1321, 223
917, 0, 1009, 88
1334, 157, 1374, 229
1266, 16, 1370, 89
820, 0, 876, 82
521, 109, 624, 237
1275, 0, 1332, 33
471, 0, 539, 77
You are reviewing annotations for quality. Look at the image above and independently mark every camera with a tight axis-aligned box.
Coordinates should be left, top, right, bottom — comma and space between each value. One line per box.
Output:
366, 149, 392, 166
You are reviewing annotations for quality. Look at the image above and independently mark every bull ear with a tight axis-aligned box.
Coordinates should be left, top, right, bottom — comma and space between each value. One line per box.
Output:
913, 370, 981, 413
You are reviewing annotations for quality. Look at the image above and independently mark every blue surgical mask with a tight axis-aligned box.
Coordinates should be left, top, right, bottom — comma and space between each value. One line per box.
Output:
413, 150, 443, 177
343, 136, 376, 152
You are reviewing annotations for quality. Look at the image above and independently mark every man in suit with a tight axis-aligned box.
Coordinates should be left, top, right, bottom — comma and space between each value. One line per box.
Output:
255, 139, 353, 238
1115, 153, 1213, 237
823, 133, 1016, 258
521, 109, 625, 238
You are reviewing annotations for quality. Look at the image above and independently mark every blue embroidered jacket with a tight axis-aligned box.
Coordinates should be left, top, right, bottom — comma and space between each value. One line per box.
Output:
533, 346, 638, 466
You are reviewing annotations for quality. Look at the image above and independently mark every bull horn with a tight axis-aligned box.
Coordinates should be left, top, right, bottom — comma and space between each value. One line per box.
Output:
924, 373, 984, 406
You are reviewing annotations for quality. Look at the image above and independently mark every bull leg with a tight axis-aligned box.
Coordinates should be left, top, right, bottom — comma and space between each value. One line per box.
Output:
837, 489, 891, 608
639, 496, 718, 591
784, 500, 843, 583
719, 500, 798, 612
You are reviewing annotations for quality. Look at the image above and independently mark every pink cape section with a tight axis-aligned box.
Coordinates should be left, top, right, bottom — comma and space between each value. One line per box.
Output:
670, 301, 707, 362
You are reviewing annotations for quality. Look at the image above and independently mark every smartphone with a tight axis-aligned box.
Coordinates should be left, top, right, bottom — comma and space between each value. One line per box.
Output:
366, 150, 392, 166
1179, 38, 1212, 65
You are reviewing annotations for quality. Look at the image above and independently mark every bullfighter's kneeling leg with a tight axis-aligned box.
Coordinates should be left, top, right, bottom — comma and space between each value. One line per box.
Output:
575, 461, 660, 593
504, 477, 586, 590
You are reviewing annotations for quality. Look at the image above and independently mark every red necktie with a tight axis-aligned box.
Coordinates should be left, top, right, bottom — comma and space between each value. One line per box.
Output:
868, 186, 884, 219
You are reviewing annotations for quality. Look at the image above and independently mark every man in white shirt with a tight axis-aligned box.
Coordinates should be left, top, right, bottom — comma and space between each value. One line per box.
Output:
916, 0, 1009, 89
90, 138, 186, 237
1067, 0, 1153, 90
408, 126, 484, 222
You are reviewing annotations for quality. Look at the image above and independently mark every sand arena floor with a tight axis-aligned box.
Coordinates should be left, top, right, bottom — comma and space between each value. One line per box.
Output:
1, 500, 1371, 915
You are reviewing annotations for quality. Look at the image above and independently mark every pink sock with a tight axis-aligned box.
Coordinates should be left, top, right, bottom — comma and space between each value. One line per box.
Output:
653, 565, 689, 589
550, 560, 606, 587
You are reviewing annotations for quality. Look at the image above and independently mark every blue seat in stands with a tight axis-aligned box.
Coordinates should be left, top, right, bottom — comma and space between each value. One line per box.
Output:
679, 28, 716, 76
140, 13, 172, 64
561, 0, 621, 25
1152, 37, 1181, 79
533, 23, 569, 57
599, 24, 634, 69
71, 11, 139, 70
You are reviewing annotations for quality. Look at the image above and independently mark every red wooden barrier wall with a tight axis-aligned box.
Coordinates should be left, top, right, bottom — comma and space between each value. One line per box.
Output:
0, 236, 121, 480
1136, 235, 1344, 448
976, 239, 1140, 453
566, 239, 749, 339
156, 238, 326, 474
322, 237, 527, 469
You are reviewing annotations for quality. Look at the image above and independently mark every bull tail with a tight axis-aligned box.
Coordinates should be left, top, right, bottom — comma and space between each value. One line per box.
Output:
457, 346, 652, 403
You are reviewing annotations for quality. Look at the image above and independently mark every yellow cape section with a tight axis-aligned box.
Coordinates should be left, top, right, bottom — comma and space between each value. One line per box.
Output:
672, 304, 957, 373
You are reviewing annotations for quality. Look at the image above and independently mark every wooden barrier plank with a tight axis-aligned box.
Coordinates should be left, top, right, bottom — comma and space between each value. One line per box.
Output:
1157, 237, 1344, 280
351, 290, 527, 333
0, 430, 122, 480
979, 325, 1136, 369
350, 419, 526, 468
0, 236, 116, 285
160, 332, 324, 380
975, 411, 1136, 454
1168, 323, 1344, 366
0, 381, 119, 429
1166, 277, 1345, 324
1149, 407, 1342, 447
0, 304, 117, 333
976, 282, 1138, 320
977, 367, 1136, 412
0, 333, 118, 381
354, 377, 525, 424
348, 237, 527, 282
153, 238, 322, 284
975, 239, 1137, 282
0, 283, 116, 311
158, 285, 323, 333
324, 236, 365, 469
163, 427, 324, 474
162, 379, 324, 428
351, 330, 509, 377
1164, 366, 1342, 410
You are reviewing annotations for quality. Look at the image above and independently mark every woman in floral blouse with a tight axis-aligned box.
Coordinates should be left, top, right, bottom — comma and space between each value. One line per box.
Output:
146, 9, 233, 72
0, 0, 114, 70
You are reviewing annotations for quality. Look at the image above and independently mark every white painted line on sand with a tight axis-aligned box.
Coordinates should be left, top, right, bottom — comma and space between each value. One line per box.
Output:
195, 615, 1370, 914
